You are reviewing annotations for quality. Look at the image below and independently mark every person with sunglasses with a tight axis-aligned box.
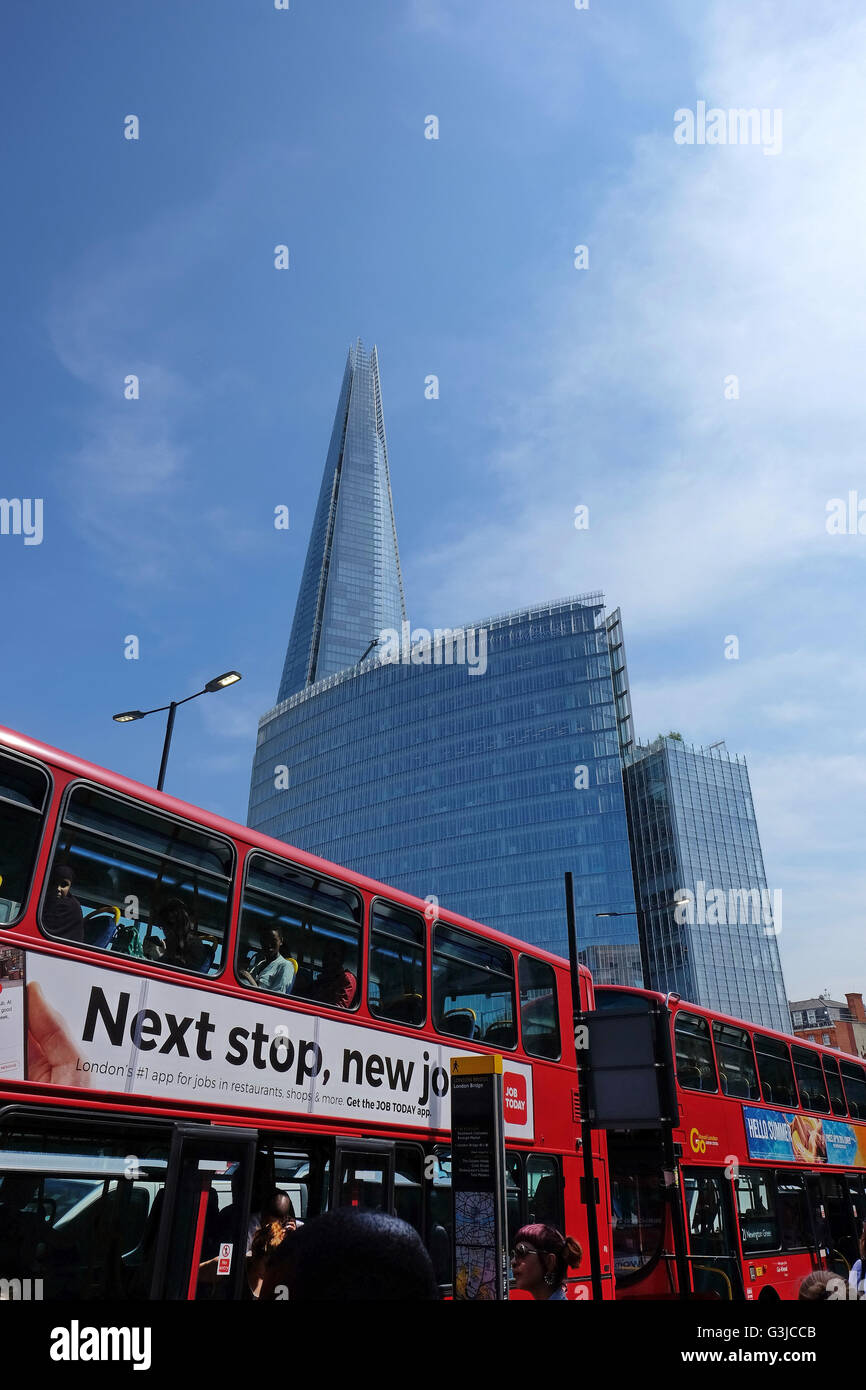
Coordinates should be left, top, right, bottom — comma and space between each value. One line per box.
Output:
510, 1223, 582, 1300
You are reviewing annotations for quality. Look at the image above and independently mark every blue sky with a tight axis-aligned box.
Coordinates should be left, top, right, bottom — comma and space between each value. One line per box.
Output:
1, 0, 864, 1000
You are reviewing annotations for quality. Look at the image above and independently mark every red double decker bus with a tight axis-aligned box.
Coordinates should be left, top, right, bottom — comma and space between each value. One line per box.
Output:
597, 986, 866, 1301
0, 724, 612, 1301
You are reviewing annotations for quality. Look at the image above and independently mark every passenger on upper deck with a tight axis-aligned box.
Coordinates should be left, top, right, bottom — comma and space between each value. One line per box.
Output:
239, 927, 296, 996
41, 863, 84, 942
158, 897, 210, 972
311, 940, 357, 1009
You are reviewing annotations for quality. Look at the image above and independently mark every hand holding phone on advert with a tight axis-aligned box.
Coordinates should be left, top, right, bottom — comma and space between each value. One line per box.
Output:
26, 980, 90, 1087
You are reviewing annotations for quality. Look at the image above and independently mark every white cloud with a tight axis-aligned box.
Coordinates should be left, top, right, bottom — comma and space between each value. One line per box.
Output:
411, 0, 866, 1000
418, 0, 866, 631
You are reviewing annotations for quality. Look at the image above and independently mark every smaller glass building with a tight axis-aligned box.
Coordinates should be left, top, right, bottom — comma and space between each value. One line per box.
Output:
623, 736, 789, 1031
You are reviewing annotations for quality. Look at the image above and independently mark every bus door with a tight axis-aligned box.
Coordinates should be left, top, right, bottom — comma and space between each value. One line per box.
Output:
806, 1173, 858, 1276
150, 1124, 257, 1301
331, 1137, 395, 1215
803, 1174, 832, 1271
682, 1167, 743, 1299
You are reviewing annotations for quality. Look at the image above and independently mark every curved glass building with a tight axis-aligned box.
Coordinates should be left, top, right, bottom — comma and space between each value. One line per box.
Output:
248, 342, 641, 979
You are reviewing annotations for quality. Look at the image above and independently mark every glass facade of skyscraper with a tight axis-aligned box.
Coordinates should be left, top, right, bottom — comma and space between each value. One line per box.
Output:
623, 737, 789, 1031
277, 341, 405, 701
249, 597, 642, 980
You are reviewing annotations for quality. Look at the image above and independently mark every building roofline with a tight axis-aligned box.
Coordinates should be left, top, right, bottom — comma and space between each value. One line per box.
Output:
624, 733, 747, 766
258, 592, 607, 729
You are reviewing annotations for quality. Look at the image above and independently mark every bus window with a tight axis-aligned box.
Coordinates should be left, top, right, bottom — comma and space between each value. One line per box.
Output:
712, 1021, 759, 1100
369, 901, 425, 1027
427, 1148, 452, 1288
848, 1178, 866, 1229
518, 956, 561, 1060
0, 1118, 169, 1300
432, 923, 515, 1047
686, 1174, 725, 1250
526, 1155, 561, 1228
250, 1141, 330, 1247
791, 1045, 829, 1114
822, 1055, 848, 1117
611, 1166, 665, 1282
735, 1171, 779, 1252
505, 1152, 523, 1253
338, 1153, 389, 1213
238, 854, 361, 1010
272, 1150, 316, 1224
43, 785, 233, 975
776, 1176, 811, 1251
840, 1060, 866, 1121
0, 751, 49, 926
394, 1146, 424, 1236
754, 1033, 798, 1108
683, 1169, 741, 1298
820, 1174, 859, 1271
674, 1012, 718, 1093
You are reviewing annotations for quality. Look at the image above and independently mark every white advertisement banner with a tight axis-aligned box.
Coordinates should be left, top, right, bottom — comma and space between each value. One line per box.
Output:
10, 950, 534, 1140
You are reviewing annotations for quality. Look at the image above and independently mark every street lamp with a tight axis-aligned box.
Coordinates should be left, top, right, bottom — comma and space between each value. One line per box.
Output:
113, 670, 242, 793
594, 909, 648, 988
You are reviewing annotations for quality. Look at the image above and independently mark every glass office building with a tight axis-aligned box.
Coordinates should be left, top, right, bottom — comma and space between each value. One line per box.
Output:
623, 736, 789, 1031
250, 598, 641, 978
248, 342, 641, 979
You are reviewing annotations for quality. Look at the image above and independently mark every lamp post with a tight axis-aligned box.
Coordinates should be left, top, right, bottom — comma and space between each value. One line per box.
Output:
113, 670, 242, 792
595, 896, 688, 992
594, 908, 647, 990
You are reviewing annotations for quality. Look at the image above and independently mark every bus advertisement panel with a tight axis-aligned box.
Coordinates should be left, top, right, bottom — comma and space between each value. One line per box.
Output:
743, 1106, 866, 1168
8, 947, 535, 1141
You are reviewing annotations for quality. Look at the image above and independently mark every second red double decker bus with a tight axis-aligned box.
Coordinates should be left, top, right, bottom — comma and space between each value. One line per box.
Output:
597, 985, 866, 1300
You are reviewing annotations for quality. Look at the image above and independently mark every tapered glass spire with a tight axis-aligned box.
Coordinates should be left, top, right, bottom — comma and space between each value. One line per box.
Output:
277, 341, 407, 701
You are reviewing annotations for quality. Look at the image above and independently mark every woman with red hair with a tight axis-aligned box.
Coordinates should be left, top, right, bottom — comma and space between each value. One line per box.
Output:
510, 1223, 582, 1300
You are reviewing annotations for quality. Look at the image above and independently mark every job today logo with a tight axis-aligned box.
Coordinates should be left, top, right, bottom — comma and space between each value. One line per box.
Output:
674, 101, 782, 156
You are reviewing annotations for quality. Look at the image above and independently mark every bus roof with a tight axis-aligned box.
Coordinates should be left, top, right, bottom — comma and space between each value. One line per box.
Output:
596, 983, 866, 1067
1, 722, 580, 977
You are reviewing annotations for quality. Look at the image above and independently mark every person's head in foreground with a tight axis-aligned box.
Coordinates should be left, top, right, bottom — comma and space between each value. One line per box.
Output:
798, 1270, 847, 1300
286, 1209, 439, 1300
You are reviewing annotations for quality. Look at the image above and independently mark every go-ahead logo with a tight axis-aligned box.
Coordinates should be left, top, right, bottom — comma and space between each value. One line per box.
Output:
689, 1127, 720, 1154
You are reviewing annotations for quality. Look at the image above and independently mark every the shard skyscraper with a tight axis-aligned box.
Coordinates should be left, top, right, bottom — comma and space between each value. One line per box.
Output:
276, 340, 406, 701
248, 342, 642, 978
